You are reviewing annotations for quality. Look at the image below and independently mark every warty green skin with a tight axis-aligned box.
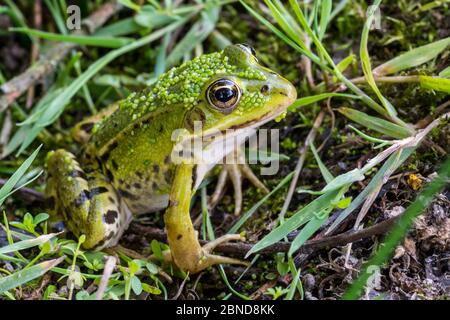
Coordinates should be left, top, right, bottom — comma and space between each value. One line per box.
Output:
45, 44, 297, 254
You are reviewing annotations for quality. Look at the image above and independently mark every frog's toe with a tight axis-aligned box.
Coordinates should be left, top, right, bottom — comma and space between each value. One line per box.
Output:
209, 161, 269, 216
197, 234, 249, 271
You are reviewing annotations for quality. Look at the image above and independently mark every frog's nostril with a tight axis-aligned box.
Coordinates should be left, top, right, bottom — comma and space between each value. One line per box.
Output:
260, 85, 270, 94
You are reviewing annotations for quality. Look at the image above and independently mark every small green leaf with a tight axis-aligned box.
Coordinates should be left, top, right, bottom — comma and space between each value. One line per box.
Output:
130, 275, 142, 295
78, 234, 86, 245
150, 240, 163, 260
33, 213, 49, 226
145, 262, 158, 275
336, 197, 352, 209
141, 283, 161, 295
336, 54, 356, 72
128, 260, 140, 274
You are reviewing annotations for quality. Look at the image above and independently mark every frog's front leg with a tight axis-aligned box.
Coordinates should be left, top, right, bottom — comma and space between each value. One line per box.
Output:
45, 149, 131, 250
164, 162, 247, 273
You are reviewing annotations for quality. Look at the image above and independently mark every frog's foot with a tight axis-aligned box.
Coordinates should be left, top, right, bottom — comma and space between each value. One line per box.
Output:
209, 150, 269, 216
166, 234, 248, 274
196, 234, 250, 271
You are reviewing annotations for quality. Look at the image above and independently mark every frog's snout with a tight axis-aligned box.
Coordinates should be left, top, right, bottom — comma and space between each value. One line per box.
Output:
263, 73, 297, 107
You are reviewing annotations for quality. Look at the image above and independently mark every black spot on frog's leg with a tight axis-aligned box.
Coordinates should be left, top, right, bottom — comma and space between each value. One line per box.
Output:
111, 159, 119, 171
177, 234, 182, 240
133, 182, 142, 189
74, 190, 90, 207
100, 151, 111, 164
135, 171, 143, 178
94, 239, 105, 249
81, 122, 94, 133
152, 181, 158, 190
84, 166, 95, 174
108, 196, 116, 204
105, 168, 114, 182
68, 170, 87, 180
118, 189, 139, 201
164, 171, 172, 184
104, 210, 118, 224
89, 186, 108, 197
152, 165, 159, 174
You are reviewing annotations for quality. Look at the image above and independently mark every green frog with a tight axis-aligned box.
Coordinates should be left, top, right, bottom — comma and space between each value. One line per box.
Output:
45, 44, 297, 273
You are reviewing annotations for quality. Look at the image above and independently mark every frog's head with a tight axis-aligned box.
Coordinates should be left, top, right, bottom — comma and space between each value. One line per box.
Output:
185, 44, 297, 136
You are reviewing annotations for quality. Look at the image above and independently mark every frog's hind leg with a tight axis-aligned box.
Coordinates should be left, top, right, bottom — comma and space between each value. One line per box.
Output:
45, 149, 132, 250
72, 102, 119, 144
209, 148, 269, 216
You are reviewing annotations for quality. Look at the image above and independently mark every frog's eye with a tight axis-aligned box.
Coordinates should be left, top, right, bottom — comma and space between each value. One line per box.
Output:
206, 79, 241, 112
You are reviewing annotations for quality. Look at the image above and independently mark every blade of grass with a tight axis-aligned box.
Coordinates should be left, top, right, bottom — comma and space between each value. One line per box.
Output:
44, 0, 67, 34
246, 187, 342, 257
338, 107, 412, 139
264, 0, 307, 50
288, 208, 330, 256
166, 6, 219, 67
239, 1, 325, 69
0, 233, 59, 254
0, 145, 41, 207
285, 256, 303, 300
10, 27, 134, 48
327, 147, 415, 234
373, 37, 450, 76
289, 93, 360, 111
310, 143, 333, 183
287, 0, 395, 120
318, 0, 332, 40
0, 256, 65, 294
359, 0, 401, 122
94, 18, 143, 37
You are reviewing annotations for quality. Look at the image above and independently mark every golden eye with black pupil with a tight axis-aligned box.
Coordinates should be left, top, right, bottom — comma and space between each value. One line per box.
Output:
206, 79, 241, 112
